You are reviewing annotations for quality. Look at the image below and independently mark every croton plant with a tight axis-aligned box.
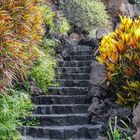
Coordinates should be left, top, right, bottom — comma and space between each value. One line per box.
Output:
98, 16, 140, 107
0, 0, 44, 93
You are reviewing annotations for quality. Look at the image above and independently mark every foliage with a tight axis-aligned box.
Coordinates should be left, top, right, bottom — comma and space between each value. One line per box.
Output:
40, 38, 58, 55
97, 16, 140, 107
31, 51, 56, 93
41, 5, 70, 35
0, 89, 32, 139
136, 0, 140, 8
0, 0, 44, 93
22, 117, 40, 126
107, 117, 133, 140
13, 79, 33, 94
61, 0, 108, 37
59, 17, 71, 34
30, 4, 70, 93
15, 38, 58, 94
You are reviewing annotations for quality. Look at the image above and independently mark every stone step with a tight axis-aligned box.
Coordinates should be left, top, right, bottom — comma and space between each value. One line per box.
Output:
64, 55, 93, 61
32, 95, 88, 105
33, 104, 89, 114
67, 45, 92, 52
57, 67, 91, 73
27, 114, 90, 126
48, 87, 87, 95
57, 79, 89, 87
22, 137, 47, 140
21, 124, 102, 139
22, 137, 97, 140
57, 73, 90, 80
70, 50, 93, 55
59, 60, 92, 67
22, 137, 96, 140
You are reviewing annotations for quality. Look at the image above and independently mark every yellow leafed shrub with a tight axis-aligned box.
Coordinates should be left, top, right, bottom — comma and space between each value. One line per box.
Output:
97, 16, 140, 107
0, 0, 44, 93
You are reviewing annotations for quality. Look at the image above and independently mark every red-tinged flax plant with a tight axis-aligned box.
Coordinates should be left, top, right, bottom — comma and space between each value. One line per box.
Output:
97, 16, 140, 107
0, 0, 44, 93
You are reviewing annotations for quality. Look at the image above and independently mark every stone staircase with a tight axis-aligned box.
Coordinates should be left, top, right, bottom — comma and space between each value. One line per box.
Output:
21, 45, 102, 140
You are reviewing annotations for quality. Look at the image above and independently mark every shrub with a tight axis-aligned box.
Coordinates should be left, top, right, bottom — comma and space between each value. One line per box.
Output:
61, 0, 108, 37
0, 0, 44, 93
29, 4, 70, 93
40, 38, 58, 55
41, 5, 70, 35
31, 51, 56, 92
0, 89, 32, 139
97, 16, 140, 107
59, 17, 71, 34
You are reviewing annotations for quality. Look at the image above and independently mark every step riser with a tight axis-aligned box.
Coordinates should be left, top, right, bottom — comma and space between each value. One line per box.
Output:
33, 105, 89, 114
70, 51, 92, 55
59, 61, 92, 67
64, 56, 93, 61
66, 45, 92, 52
32, 96, 88, 105
58, 80, 89, 87
22, 45, 98, 139
58, 74, 90, 80
57, 67, 91, 73
21, 126, 100, 139
48, 88, 87, 95
27, 115, 89, 126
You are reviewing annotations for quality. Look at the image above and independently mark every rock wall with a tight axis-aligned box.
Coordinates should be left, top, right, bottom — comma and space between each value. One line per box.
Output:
88, 60, 132, 135
133, 103, 140, 140
102, 0, 136, 16
101, 0, 139, 30
100, 0, 140, 138
88, 0, 139, 136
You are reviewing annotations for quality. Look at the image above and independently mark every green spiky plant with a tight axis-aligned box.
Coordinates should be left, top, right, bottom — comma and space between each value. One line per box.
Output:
108, 117, 133, 140
0, 89, 33, 139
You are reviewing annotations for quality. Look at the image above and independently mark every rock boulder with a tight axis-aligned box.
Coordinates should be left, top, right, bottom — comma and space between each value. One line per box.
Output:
133, 102, 140, 140
88, 60, 132, 135
101, 0, 138, 30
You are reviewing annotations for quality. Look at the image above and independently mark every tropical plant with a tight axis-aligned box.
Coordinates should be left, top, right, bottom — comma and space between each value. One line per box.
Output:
59, 17, 71, 34
107, 116, 133, 140
29, 4, 70, 93
40, 38, 58, 55
97, 16, 140, 107
41, 4, 70, 35
22, 117, 40, 126
31, 51, 56, 93
0, 0, 44, 93
0, 89, 32, 139
61, 0, 108, 37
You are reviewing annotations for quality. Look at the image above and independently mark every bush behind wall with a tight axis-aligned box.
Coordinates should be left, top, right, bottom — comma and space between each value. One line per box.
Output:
61, 0, 108, 37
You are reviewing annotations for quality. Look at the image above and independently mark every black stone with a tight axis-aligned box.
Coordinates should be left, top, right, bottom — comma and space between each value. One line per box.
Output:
21, 45, 104, 139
